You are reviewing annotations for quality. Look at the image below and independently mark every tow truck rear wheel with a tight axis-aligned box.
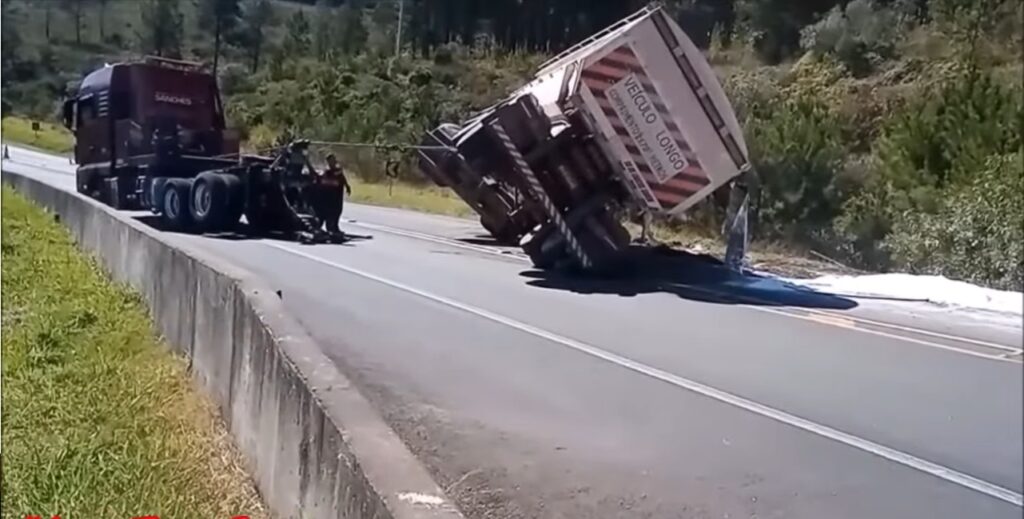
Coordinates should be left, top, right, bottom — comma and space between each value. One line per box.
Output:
161, 178, 195, 232
190, 172, 230, 232
221, 174, 245, 228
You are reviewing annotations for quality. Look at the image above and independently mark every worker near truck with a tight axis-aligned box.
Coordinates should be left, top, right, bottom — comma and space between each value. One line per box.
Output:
314, 153, 351, 235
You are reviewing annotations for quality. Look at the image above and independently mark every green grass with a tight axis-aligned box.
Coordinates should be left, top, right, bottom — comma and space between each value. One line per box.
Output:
0, 187, 267, 519
349, 176, 476, 218
1, 117, 75, 154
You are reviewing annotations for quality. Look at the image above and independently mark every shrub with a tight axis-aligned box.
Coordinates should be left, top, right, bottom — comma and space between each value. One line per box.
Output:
736, 0, 840, 64
834, 65, 1023, 271
874, 66, 1021, 200
218, 62, 253, 96
799, 0, 901, 76
745, 92, 854, 242
885, 152, 1024, 291
726, 57, 862, 243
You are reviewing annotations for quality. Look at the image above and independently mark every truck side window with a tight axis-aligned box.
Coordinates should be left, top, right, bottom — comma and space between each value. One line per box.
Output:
77, 98, 96, 128
62, 99, 75, 129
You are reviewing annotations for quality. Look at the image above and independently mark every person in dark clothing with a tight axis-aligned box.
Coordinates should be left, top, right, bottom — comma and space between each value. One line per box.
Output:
315, 153, 351, 235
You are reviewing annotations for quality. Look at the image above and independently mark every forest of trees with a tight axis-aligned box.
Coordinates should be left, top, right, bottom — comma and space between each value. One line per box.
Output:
0, 0, 967, 81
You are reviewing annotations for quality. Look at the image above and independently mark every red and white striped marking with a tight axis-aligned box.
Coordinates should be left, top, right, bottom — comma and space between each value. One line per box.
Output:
581, 45, 710, 210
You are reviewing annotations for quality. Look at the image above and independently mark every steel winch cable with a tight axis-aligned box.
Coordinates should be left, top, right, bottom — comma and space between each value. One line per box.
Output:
307, 140, 456, 153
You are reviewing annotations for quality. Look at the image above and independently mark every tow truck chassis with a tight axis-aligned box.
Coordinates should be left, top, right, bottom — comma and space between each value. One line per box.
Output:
78, 140, 342, 244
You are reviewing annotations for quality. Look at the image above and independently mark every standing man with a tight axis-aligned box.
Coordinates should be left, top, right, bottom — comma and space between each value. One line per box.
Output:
316, 153, 352, 237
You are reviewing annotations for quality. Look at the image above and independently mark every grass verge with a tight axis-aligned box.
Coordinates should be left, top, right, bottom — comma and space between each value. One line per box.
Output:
0, 186, 267, 518
349, 176, 475, 218
1, 116, 74, 154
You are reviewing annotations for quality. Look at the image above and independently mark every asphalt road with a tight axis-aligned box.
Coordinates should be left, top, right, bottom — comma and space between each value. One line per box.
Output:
5, 145, 1023, 519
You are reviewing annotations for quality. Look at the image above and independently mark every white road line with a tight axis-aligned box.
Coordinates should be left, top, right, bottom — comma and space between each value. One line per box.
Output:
267, 241, 1024, 508
345, 219, 525, 260
344, 219, 1024, 360
809, 308, 1023, 353
753, 306, 1018, 363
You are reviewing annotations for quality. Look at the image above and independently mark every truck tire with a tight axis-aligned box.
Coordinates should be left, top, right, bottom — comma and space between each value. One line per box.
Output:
149, 177, 170, 214
480, 215, 518, 244
521, 225, 565, 269
104, 176, 135, 210
221, 174, 245, 229
190, 173, 230, 232
161, 178, 194, 232
75, 169, 95, 197
245, 204, 273, 233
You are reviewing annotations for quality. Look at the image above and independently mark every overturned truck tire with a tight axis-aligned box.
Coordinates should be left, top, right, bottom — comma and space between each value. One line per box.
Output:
480, 215, 519, 245
521, 208, 631, 273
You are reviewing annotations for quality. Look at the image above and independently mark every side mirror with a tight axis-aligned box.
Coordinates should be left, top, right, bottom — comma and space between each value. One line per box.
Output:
61, 99, 75, 130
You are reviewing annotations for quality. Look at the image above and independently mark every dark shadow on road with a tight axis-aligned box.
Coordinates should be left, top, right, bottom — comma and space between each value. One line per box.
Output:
521, 245, 859, 310
458, 235, 517, 247
132, 215, 373, 246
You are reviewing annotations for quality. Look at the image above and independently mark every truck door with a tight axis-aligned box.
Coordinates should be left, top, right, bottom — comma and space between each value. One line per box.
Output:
75, 95, 98, 167
75, 93, 112, 173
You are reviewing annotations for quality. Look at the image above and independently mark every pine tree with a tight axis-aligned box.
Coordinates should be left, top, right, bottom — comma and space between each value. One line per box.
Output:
62, 0, 85, 45
368, 0, 398, 55
313, 0, 336, 60
240, 0, 275, 72
1, 0, 22, 75
139, 0, 185, 58
336, 2, 368, 55
199, 0, 242, 72
97, 0, 110, 41
283, 11, 312, 56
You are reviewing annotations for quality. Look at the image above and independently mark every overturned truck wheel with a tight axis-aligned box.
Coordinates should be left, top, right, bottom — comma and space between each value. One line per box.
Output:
481, 215, 519, 245
520, 209, 631, 274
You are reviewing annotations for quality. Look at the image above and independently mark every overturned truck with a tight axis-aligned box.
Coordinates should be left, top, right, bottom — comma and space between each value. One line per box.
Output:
418, 4, 752, 273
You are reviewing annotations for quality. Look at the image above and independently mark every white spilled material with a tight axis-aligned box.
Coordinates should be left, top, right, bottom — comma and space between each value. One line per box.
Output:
788, 273, 1023, 316
397, 492, 446, 506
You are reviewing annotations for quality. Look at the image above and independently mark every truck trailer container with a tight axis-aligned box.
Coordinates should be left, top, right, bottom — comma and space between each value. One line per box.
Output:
417, 4, 753, 272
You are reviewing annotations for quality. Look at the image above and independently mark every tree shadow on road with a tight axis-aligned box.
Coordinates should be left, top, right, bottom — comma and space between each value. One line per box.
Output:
521, 246, 859, 310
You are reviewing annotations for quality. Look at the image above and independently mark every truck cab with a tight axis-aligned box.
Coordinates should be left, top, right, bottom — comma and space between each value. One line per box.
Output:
62, 56, 240, 202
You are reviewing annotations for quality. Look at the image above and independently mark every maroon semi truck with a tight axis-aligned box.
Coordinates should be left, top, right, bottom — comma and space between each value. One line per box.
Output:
62, 56, 335, 242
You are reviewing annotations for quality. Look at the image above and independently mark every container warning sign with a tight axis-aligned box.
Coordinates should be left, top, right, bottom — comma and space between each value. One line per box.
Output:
605, 73, 690, 184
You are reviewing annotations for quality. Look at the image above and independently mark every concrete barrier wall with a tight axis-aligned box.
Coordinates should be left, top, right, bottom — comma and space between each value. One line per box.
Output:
3, 171, 463, 519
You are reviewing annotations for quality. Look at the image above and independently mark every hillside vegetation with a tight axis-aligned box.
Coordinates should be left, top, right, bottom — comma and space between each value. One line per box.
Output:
1, 0, 1021, 289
